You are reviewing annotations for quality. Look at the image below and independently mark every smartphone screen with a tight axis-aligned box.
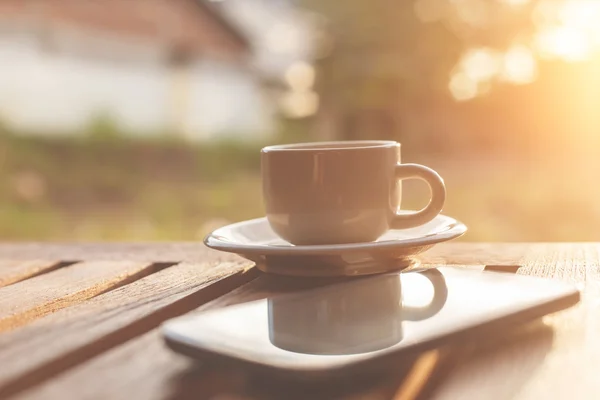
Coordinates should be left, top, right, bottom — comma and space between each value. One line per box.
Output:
162, 267, 579, 377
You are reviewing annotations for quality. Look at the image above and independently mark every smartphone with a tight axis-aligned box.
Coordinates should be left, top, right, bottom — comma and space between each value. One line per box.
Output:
162, 267, 579, 380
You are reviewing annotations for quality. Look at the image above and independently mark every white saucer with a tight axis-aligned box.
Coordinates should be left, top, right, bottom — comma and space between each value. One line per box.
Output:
204, 214, 467, 277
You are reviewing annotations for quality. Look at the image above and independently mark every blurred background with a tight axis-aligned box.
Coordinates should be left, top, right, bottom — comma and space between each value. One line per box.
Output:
0, 0, 598, 242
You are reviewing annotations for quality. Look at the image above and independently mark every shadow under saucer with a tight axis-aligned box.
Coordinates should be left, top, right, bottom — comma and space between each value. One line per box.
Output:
248, 249, 428, 277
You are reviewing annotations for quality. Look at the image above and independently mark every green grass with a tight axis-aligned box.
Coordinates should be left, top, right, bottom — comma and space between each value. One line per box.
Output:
0, 134, 597, 242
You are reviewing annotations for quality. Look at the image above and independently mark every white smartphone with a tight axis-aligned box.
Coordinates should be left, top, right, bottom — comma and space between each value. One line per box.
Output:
162, 267, 579, 380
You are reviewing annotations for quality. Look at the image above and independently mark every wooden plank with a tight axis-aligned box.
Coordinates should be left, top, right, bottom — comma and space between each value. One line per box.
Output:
422, 242, 533, 266
0, 258, 256, 398
0, 260, 67, 288
429, 243, 600, 400
9, 243, 549, 400
14, 330, 447, 400
0, 261, 160, 332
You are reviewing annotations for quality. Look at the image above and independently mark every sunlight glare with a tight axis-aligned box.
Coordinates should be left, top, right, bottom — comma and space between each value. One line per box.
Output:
561, 0, 600, 46
460, 47, 502, 82
449, 72, 478, 101
560, 0, 600, 29
532, 0, 600, 61
500, 45, 537, 84
448, 0, 600, 100
534, 26, 591, 61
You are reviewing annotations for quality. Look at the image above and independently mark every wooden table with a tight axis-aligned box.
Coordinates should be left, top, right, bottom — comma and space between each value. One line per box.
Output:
0, 242, 597, 400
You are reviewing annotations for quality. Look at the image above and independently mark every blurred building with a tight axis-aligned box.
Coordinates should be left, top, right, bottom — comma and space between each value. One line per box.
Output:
0, 0, 282, 141
215, 0, 322, 120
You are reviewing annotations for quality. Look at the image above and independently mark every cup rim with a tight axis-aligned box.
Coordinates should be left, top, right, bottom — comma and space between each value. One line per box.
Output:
261, 140, 400, 153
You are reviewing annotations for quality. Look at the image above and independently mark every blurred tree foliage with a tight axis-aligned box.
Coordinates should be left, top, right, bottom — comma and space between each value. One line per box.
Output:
303, 0, 541, 152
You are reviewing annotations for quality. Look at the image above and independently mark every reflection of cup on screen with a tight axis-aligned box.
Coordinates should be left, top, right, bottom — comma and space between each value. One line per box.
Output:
268, 270, 448, 355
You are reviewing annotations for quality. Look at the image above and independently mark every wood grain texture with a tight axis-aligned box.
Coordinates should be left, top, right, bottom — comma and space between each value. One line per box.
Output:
429, 243, 600, 400
421, 242, 534, 266
0, 260, 67, 288
0, 256, 255, 398
16, 331, 449, 400
0, 260, 160, 332
9, 242, 555, 400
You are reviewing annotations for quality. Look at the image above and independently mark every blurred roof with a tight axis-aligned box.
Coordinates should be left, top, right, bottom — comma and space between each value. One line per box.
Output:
196, 1, 251, 51
0, 0, 250, 61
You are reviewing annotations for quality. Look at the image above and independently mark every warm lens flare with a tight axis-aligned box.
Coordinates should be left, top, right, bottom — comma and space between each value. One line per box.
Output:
449, 45, 537, 100
448, 0, 600, 100
535, 27, 591, 61
534, 0, 600, 61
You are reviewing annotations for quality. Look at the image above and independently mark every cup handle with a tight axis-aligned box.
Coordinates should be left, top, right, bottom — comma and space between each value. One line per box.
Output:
391, 163, 446, 229
403, 269, 448, 321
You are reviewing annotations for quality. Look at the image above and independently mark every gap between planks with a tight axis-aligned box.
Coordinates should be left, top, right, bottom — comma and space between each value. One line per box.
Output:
0, 260, 172, 332
8, 263, 530, 400
0, 242, 533, 398
0, 259, 257, 399
0, 260, 75, 289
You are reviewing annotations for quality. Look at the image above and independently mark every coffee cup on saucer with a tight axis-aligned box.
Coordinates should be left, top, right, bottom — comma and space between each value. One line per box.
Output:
261, 141, 446, 245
